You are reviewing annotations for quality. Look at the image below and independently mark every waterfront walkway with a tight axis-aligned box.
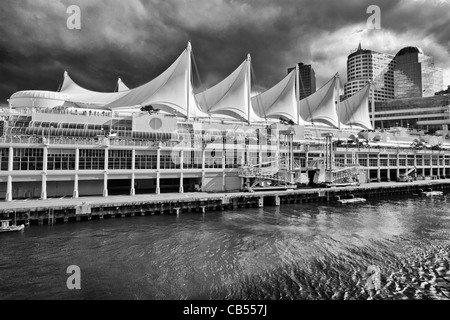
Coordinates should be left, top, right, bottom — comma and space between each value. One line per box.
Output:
1, 179, 449, 213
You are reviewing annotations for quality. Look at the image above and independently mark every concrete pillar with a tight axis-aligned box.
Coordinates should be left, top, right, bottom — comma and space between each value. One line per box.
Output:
156, 148, 161, 194
43, 146, 48, 172
8, 146, 13, 171
75, 148, 79, 171
41, 174, 47, 200
130, 173, 135, 196
102, 172, 108, 197
396, 154, 400, 179
131, 149, 136, 195
179, 172, 184, 193
377, 154, 381, 182
73, 173, 79, 198
258, 197, 264, 208
156, 172, 160, 194
105, 148, 109, 171
275, 195, 280, 206
41, 146, 48, 200
202, 149, 206, 170
179, 151, 184, 193
73, 148, 79, 198
6, 174, 12, 202
222, 172, 226, 192
6, 146, 13, 201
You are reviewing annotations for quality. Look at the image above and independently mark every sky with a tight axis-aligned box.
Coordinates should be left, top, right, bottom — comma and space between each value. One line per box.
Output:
1, 0, 449, 103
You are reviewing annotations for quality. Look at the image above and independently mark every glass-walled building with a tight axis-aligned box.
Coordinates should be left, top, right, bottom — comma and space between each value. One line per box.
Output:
394, 46, 443, 99
374, 95, 450, 131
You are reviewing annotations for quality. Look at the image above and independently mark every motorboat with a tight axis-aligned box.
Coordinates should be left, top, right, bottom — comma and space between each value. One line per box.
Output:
0, 220, 25, 233
336, 194, 366, 204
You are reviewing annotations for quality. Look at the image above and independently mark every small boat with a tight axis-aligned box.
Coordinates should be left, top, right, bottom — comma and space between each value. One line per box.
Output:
422, 189, 444, 197
336, 194, 366, 204
0, 220, 25, 233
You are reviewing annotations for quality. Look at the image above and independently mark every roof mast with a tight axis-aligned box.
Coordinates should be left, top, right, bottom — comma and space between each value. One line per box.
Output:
247, 53, 252, 125
187, 41, 192, 121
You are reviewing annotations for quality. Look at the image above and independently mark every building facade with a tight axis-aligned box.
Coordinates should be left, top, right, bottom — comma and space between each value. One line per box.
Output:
344, 43, 395, 102
373, 95, 450, 131
394, 46, 443, 99
288, 63, 316, 100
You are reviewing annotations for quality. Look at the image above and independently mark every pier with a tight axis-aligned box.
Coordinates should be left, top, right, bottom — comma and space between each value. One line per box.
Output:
1, 179, 449, 226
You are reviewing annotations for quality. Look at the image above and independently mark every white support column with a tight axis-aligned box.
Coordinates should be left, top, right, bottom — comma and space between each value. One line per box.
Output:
413, 154, 418, 180
179, 172, 184, 193
41, 174, 47, 200
396, 153, 400, 179
6, 175, 12, 202
103, 148, 109, 197
6, 146, 13, 201
73, 148, 79, 198
201, 148, 206, 191
73, 174, 79, 199
430, 155, 434, 178
377, 153, 381, 182
131, 149, 136, 196
103, 172, 108, 197
41, 147, 48, 200
156, 148, 161, 194
179, 150, 184, 193
222, 172, 226, 192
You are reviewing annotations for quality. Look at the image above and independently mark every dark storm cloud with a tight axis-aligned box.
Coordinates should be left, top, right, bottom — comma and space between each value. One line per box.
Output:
0, 0, 449, 102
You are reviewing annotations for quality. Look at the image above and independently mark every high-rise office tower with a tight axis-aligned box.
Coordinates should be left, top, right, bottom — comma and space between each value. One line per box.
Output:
288, 62, 316, 100
394, 46, 443, 99
344, 43, 395, 102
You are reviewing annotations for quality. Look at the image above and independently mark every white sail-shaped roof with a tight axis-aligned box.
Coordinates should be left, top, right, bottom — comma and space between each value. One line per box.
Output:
339, 83, 373, 130
251, 70, 298, 123
57, 71, 128, 107
195, 55, 266, 123
59, 71, 98, 95
195, 59, 249, 121
105, 44, 207, 118
117, 78, 130, 92
299, 74, 340, 128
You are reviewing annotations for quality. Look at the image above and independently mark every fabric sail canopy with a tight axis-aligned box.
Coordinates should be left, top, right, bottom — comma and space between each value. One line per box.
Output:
195, 56, 266, 122
117, 78, 130, 92
59, 71, 101, 95
338, 83, 373, 130
105, 45, 207, 118
195, 59, 250, 121
299, 74, 341, 128
251, 70, 298, 123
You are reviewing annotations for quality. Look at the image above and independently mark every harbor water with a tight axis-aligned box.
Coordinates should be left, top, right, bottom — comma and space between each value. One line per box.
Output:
1, 195, 450, 300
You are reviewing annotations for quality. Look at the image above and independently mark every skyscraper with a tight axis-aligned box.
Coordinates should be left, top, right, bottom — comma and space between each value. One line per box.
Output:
394, 46, 443, 99
344, 43, 395, 102
288, 62, 316, 100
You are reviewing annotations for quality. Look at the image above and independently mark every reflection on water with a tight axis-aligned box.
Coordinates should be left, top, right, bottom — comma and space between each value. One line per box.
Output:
1, 196, 449, 300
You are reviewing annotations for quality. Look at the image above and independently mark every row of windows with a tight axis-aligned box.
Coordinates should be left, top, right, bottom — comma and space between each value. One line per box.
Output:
0, 148, 9, 171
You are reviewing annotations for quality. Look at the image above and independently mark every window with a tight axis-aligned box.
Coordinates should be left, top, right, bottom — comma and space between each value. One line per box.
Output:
47, 149, 76, 170
79, 149, 105, 170
160, 151, 180, 169
358, 158, 368, 167
135, 151, 157, 170
108, 150, 132, 170
13, 148, 44, 171
0, 148, 8, 171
